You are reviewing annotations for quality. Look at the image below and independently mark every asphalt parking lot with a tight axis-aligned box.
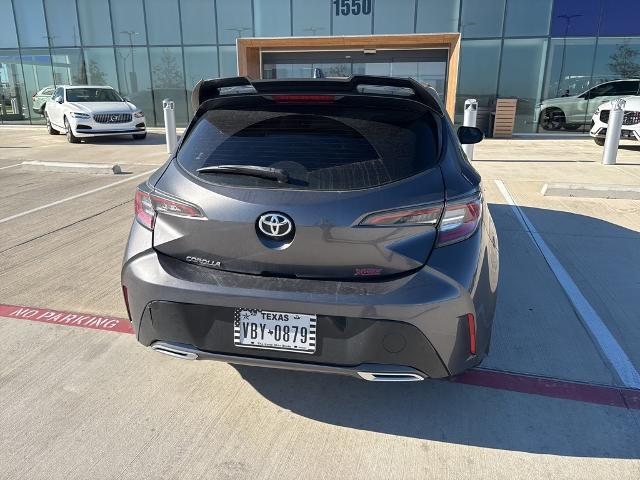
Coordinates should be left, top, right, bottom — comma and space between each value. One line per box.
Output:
1, 126, 639, 479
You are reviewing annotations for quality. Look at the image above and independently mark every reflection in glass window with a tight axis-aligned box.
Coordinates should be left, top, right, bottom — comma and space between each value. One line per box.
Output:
150, 47, 188, 125
543, 38, 597, 100
550, 0, 600, 37
498, 39, 548, 133
600, 0, 640, 36
460, 0, 505, 38
0, 0, 19, 48
292, 0, 330, 36
457, 40, 501, 114
77, 0, 113, 46
592, 38, 640, 85
333, 0, 372, 35
116, 47, 154, 123
0, 50, 32, 123
180, 0, 217, 45
111, 0, 147, 46
504, 0, 552, 37
217, 0, 253, 44
83, 48, 118, 87
13, 0, 48, 47
374, 0, 414, 34
255, 0, 291, 37
145, 0, 181, 45
52, 48, 86, 85
44, 0, 80, 47
184, 46, 219, 117
416, 0, 459, 34
219, 46, 238, 77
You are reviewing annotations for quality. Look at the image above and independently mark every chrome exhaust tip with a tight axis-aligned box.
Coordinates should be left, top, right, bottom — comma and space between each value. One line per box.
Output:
357, 372, 424, 382
151, 342, 198, 360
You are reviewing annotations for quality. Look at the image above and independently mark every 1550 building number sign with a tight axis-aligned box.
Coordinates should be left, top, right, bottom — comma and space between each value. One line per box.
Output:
333, 0, 372, 16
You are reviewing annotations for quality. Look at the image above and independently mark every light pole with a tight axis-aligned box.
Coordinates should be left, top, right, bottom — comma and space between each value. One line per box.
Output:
120, 31, 140, 92
226, 27, 251, 40
556, 14, 582, 97
303, 27, 325, 36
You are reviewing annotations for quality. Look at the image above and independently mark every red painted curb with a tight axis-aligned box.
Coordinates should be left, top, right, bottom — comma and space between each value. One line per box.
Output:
451, 369, 634, 409
0, 304, 133, 334
1, 302, 639, 410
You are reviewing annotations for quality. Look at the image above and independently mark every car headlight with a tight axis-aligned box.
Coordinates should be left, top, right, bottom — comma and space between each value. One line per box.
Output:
134, 111, 145, 118
68, 111, 90, 119
594, 108, 600, 115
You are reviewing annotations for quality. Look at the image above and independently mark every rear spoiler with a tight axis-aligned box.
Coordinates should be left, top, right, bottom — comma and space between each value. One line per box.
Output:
190, 75, 444, 116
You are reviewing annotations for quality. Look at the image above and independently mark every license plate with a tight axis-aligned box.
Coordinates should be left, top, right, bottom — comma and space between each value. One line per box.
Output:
234, 309, 317, 354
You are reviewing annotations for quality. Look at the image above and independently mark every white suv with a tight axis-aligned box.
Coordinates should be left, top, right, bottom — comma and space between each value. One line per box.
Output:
44, 85, 146, 143
590, 96, 640, 146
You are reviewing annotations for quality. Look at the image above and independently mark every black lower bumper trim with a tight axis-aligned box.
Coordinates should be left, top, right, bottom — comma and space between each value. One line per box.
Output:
138, 301, 450, 378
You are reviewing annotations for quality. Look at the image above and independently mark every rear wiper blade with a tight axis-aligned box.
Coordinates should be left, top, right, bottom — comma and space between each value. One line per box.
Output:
196, 165, 289, 183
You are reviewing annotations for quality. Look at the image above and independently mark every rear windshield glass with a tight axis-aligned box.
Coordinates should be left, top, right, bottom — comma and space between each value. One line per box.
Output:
177, 105, 439, 190
66, 88, 122, 102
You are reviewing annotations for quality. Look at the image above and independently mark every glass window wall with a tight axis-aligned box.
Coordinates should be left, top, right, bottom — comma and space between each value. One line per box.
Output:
292, 0, 330, 37
254, 0, 291, 37
149, 47, 187, 125
77, 0, 113, 46
145, 0, 181, 45
550, 0, 600, 37
460, 0, 505, 38
333, 0, 372, 35
44, 0, 81, 47
180, 0, 217, 45
0, 0, 19, 48
13, 0, 49, 47
217, 0, 253, 44
504, 0, 552, 37
498, 38, 548, 133
374, 0, 414, 35
115, 46, 154, 123
416, 0, 459, 34
111, 0, 147, 46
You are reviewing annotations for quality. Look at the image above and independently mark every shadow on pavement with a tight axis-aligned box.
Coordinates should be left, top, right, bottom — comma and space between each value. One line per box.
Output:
81, 132, 168, 146
235, 205, 640, 459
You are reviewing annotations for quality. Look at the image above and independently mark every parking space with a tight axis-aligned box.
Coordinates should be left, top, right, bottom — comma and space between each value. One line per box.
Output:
1, 127, 639, 478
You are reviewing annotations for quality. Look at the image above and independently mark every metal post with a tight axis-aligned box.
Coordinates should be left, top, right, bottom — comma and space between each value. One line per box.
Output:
462, 99, 478, 161
163, 98, 177, 154
602, 98, 626, 165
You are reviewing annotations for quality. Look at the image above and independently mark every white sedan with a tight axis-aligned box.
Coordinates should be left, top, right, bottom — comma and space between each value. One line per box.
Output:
44, 85, 146, 143
590, 96, 640, 146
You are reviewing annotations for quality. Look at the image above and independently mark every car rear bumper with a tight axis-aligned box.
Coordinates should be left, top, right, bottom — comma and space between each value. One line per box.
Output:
121, 214, 498, 379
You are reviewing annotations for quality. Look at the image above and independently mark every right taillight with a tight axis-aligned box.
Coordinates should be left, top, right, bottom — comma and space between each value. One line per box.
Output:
134, 185, 204, 230
436, 192, 482, 247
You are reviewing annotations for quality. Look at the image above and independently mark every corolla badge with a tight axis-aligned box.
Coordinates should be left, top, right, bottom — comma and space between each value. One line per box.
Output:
258, 213, 293, 238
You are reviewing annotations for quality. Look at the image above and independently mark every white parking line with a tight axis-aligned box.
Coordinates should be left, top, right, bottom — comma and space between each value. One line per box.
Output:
494, 179, 640, 389
0, 169, 155, 225
0, 163, 22, 170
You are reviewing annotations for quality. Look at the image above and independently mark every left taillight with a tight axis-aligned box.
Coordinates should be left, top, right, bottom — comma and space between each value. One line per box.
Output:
359, 204, 443, 227
436, 193, 482, 247
134, 185, 204, 230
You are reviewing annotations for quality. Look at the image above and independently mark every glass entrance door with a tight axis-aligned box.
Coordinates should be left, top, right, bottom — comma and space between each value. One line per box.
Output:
262, 49, 448, 100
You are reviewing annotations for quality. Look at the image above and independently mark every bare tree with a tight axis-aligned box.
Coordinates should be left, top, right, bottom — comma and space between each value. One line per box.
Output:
608, 43, 640, 78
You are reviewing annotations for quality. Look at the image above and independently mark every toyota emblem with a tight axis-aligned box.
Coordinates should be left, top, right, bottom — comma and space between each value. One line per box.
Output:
258, 213, 293, 238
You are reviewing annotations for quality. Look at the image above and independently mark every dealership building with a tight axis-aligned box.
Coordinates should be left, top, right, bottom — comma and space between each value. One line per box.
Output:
0, 0, 639, 133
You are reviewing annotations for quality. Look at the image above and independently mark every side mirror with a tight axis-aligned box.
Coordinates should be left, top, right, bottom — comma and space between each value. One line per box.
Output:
55, 96, 63, 104
457, 126, 484, 145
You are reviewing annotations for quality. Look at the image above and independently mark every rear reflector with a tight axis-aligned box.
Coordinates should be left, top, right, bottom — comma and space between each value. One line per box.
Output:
436, 192, 482, 247
467, 313, 477, 355
359, 204, 443, 227
272, 95, 335, 103
134, 185, 204, 230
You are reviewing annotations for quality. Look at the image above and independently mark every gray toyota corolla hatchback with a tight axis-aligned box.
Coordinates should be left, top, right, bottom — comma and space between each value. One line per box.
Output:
121, 76, 499, 381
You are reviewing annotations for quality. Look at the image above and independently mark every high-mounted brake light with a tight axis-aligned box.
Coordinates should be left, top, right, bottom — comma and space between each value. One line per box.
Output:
436, 193, 482, 247
360, 204, 443, 227
272, 95, 335, 103
134, 185, 204, 230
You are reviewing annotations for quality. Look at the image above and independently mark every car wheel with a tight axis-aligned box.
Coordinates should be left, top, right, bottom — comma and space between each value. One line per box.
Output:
45, 114, 59, 135
132, 133, 147, 140
563, 123, 581, 131
64, 117, 80, 143
594, 137, 605, 146
539, 108, 565, 131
